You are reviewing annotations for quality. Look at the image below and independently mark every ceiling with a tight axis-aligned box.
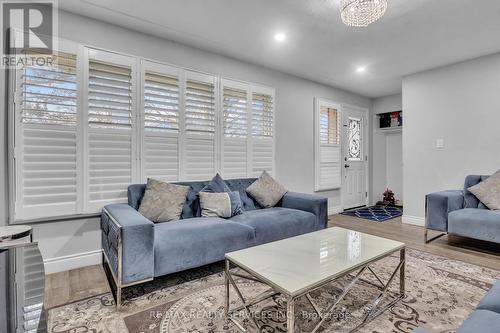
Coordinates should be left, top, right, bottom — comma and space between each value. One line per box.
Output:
60, 0, 500, 98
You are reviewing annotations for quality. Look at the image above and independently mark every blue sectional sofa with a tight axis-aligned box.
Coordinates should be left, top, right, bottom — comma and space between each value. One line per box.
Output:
101, 178, 328, 307
425, 175, 500, 244
413, 280, 500, 332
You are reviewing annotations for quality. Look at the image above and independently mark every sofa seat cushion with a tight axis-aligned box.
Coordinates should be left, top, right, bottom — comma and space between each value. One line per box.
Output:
477, 280, 500, 314
448, 208, 500, 243
456, 310, 500, 333
230, 207, 316, 245
153, 217, 255, 277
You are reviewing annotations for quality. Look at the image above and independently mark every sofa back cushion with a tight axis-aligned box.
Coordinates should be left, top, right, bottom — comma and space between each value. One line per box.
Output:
128, 177, 261, 219
464, 175, 490, 209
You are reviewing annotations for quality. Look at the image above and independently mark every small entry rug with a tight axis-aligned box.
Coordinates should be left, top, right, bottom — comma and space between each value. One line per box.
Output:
48, 248, 500, 333
341, 205, 403, 222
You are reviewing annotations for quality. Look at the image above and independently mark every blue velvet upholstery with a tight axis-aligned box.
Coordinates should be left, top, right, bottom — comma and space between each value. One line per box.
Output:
449, 209, 500, 243
201, 173, 231, 193
426, 190, 464, 232
456, 310, 500, 333
413, 280, 500, 333
426, 175, 500, 244
153, 217, 255, 277
477, 280, 500, 314
103, 177, 328, 286
225, 178, 261, 211
128, 178, 262, 218
102, 204, 155, 285
281, 191, 328, 230
230, 208, 316, 244
128, 184, 146, 210
227, 191, 243, 216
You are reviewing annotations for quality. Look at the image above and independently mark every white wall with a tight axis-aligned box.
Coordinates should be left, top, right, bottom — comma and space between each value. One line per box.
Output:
403, 52, 500, 226
0, 11, 370, 273
370, 94, 403, 203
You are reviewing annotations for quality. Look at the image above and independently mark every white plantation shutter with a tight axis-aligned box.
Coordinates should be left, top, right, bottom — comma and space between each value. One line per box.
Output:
251, 88, 274, 177
86, 49, 137, 211
315, 99, 342, 191
183, 72, 217, 180
220, 80, 275, 179
11, 44, 278, 222
221, 80, 249, 178
141, 61, 181, 182
14, 48, 78, 220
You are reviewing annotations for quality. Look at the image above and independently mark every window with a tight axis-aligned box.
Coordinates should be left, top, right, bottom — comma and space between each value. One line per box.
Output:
250, 89, 274, 177
221, 80, 249, 178
220, 79, 275, 179
13, 46, 78, 220
10, 45, 275, 222
319, 106, 339, 145
314, 98, 341, 191
183, 72, 217, 181
141, 61, 181, 183
86, 50, 137, 212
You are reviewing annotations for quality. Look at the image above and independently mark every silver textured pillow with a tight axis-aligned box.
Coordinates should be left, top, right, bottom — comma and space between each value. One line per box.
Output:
199, 192, 232, 218
139, 178, 189, 223
246, 171, 287, 208
468, 170, 500, 210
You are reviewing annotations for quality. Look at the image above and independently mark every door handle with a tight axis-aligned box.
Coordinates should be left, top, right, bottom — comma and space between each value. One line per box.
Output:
345, 164, 350, 168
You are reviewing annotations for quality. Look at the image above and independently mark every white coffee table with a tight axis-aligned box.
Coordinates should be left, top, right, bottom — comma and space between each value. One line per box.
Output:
225, 227, 406, 333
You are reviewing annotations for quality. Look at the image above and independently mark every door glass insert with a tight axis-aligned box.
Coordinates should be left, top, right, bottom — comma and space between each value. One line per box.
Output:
348, 117, 362, 160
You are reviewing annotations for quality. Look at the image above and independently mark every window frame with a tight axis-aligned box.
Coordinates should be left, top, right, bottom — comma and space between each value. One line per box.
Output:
220, 78, 276, 179
314, 97, 342, 192
8, 41, 276, 224
84, 48, 139, 212
10, 38, 81, 222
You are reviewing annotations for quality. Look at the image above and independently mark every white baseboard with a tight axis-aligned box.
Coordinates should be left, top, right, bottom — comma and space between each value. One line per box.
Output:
44, 249, 102, 274
328, 206, 343, 215
402, 215, 425, 227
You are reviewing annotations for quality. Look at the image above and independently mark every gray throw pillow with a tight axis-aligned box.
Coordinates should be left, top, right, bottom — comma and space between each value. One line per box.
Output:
468, 170, 500, 210
199, 192, 232, 218
200, 174, 243, 216
139, 178, 189, 223
246, 171, 287, 208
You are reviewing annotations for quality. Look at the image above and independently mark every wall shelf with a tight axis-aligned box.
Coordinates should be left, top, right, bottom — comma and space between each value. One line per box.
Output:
378, 126, 402, 133
376, 110, 402, 134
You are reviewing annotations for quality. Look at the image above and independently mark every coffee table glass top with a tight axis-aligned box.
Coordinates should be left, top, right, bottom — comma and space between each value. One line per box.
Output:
226, 227, 405, 297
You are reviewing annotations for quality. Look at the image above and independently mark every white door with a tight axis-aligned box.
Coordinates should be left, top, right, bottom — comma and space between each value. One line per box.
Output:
342, 106, 367, 210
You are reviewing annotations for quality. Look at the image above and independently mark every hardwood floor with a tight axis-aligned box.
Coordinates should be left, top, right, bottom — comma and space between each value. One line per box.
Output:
329, 214, 500, 271
44, 263, 110, 309
44, 214, 500, 309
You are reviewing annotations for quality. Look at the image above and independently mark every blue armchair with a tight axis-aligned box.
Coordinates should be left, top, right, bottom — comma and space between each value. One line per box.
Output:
101, 177, 328, 308
425, 175, 500, 244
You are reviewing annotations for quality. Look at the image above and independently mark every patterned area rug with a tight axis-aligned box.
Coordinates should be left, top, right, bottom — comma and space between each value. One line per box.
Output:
47, 248, 499, 333
341, 205, 403, 222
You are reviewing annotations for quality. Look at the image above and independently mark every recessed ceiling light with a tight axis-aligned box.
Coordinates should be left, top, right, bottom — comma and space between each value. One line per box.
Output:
274, 32, 286, 42
356, 66, 367, 73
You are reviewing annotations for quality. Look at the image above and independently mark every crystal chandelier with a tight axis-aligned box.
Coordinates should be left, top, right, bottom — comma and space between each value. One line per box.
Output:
341, 0, 388, 27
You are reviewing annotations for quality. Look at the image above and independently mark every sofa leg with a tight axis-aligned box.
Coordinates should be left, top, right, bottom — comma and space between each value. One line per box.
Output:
116, 286, 122, 310
101, 252, 123, 310
424, 228, 446, 244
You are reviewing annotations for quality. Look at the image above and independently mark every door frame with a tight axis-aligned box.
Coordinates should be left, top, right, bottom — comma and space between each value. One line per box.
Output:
340, 104, 370, 211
